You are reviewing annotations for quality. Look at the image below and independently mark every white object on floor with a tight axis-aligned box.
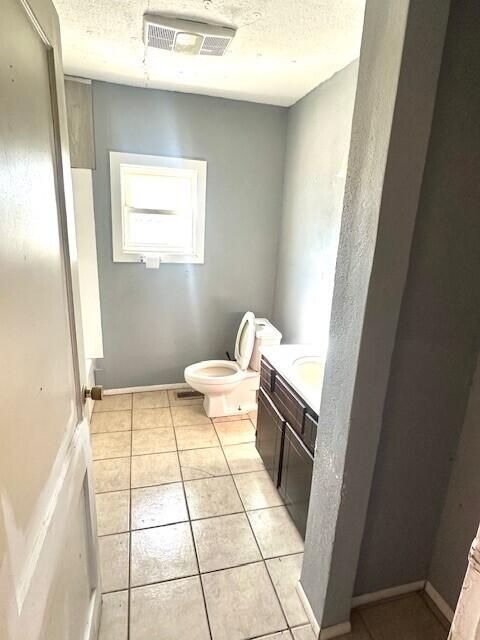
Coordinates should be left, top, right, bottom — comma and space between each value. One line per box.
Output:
185, 312, 282, 418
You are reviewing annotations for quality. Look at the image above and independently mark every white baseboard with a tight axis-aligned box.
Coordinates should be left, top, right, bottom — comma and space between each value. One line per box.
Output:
296, 581, 321, 636
351, 580, 425, 608
295, 581, 352, 639
425, 581, 454, 623
104, 382, 190, 395
320, 621, 352, 639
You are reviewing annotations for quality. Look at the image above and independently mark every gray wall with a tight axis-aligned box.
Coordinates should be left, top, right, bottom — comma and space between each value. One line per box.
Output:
300, 0, 450, 627
272, 62, 358, 349
354, 0, 480, 598
428, 351, 480, 609
91, 82, 287, 388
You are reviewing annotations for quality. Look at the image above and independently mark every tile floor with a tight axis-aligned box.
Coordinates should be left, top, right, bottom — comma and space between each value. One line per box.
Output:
93, 389, 311, 640
92, 389, 450, 640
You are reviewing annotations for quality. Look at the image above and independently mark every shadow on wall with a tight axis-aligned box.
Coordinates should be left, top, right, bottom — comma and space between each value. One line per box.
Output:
272, 61, 359, 352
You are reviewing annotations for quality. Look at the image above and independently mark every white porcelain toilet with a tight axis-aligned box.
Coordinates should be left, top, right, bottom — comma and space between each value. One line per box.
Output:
184, 312, 281, 418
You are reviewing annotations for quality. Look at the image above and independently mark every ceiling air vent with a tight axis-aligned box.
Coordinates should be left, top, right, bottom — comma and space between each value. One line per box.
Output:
143, 15, 236, 56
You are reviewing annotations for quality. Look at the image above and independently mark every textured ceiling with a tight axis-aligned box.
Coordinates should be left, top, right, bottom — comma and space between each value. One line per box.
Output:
54, 0, 365, 106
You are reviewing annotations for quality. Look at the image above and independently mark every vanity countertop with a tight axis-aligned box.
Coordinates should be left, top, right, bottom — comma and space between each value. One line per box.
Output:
260, 344, 325, 414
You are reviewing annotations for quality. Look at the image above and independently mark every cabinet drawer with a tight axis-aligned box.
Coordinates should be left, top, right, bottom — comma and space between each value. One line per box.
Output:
256, 388, 285, 486
303, 412, 318, 454
272, 374, 306, 436
278, 423, 313, 539
260, 358, 276, 396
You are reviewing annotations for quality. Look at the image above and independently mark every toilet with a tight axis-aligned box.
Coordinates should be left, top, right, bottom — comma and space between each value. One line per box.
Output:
184, 312, 282, 418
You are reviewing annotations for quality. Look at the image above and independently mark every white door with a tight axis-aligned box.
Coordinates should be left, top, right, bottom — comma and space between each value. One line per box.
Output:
0, 0, 100, 639
448, 524, 480, 640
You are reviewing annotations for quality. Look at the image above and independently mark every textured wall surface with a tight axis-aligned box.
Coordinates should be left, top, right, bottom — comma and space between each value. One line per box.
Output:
91, 81, 287, 388
273, 61, 358, 353
428, 352, 480, 610
355, 0, 480, 600
300, 0, 450, 627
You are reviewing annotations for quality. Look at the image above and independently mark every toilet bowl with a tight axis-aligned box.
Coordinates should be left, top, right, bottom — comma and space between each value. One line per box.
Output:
184, 312, 281, 418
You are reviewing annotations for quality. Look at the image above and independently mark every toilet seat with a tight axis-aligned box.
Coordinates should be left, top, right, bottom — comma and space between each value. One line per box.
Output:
184, 359, 244, 386
185, 311, 257, 387
235, 311, 256, 370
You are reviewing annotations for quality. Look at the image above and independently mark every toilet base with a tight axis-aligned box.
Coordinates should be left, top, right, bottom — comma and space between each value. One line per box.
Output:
203, 376, 259, 418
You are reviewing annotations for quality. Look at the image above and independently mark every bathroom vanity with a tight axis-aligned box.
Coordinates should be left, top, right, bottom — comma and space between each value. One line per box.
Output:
255, 346, 324, 538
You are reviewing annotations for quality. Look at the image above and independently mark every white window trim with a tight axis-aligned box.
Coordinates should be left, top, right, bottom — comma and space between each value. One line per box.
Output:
109, 151, 207, 264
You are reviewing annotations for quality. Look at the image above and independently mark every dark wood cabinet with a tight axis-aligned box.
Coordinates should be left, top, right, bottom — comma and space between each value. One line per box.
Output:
271, 375, 306, 437
256, 388, 284, 485
278, 424, 313, 539
303, 411, 318, 455
255, 356, 318, 539
259, 358, 276, 396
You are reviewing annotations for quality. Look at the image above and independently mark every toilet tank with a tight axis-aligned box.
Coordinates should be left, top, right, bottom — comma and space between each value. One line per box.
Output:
250, 318, 282, 372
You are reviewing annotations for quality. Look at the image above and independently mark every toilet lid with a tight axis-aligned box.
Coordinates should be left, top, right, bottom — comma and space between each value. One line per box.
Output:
234, 312, 256, 370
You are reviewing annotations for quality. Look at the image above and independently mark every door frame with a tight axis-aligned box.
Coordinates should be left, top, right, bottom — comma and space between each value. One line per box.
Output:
448, 523, 480, 640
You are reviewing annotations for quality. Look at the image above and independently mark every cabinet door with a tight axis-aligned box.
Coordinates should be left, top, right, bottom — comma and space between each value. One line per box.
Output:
273, 375, 306, 437
279, 424, 313, 539
303, 411, 318, 455
260, 357, 276, 397
256, 388, 284, 485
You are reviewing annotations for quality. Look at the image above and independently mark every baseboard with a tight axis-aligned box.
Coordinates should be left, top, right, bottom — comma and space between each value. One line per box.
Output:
351, 580, 425, 608
104, 382, 190, 395
295, 581, 352, 639
425, 581, 454, 623
296, 581, 320, 636
320, 621, 352, 639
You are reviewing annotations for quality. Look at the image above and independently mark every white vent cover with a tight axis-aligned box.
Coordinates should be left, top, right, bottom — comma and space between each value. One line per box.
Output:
144, 15, 236, 56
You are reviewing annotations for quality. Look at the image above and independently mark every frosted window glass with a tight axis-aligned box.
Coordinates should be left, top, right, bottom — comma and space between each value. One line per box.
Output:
123, 171, 192, 212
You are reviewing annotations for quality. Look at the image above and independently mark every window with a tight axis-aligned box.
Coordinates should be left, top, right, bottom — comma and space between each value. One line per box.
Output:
110, 152, 207, 264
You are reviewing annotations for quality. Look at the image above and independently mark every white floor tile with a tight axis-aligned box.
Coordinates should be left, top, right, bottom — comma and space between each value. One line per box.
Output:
247, 507, 304, 558
202, 562, 287, 640
131, 522, 198, 587
98, 591, 128, 640
131, 483, 188, 529
192, 513, 261, 572
184, 475, 243, 519
98, 533, 129, 593
130, 576, 210, 640
96, 490, 130, 536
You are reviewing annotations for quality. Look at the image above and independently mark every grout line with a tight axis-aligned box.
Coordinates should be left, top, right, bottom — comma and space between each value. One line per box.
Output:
90, 429, 132, 436
356, 607, 382, 640
114, 558, 298, 599
97, 510, 302, 544
215, 418, 301, 630
242, 504, 292, 631
242, 629, 291, 640
94, 467, 279, 495
126, 392, 133, 640
210, 426, 293, 631
170, 405, 214, 640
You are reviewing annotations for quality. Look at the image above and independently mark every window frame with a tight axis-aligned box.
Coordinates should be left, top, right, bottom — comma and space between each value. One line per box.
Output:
109, 151, 207, 264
